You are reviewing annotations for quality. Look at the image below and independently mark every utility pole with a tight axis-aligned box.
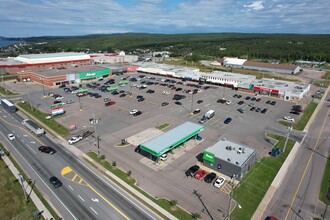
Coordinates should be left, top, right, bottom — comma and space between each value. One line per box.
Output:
40, 77, 46, 98
24, 81, 33, 111
283, 125, 293, 152
227, 174, 236, 220
18, 174, 27, 208
78, 96, 82, 111
190, 93, 194, 115
1, 74, 7, 91
92, 113, 100, 155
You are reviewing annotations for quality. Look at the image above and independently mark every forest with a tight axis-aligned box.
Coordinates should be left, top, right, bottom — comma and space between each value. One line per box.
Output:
3, 33, 330, 63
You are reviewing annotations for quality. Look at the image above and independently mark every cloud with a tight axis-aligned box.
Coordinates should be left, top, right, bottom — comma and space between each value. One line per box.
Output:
244, 1, 264, 11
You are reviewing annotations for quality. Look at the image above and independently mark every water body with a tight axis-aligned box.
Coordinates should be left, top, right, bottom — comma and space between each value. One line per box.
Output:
0, 39, 25, 47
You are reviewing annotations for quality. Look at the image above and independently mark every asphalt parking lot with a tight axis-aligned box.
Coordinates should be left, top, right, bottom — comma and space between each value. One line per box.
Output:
18, 73, 300, 219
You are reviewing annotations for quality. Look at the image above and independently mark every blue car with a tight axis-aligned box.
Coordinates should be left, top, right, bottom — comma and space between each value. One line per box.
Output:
224, 117, 232, 124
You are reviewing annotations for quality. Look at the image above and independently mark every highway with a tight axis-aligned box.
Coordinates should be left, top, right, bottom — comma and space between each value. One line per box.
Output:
264, 98, 330, 219
0, 107, 160, 220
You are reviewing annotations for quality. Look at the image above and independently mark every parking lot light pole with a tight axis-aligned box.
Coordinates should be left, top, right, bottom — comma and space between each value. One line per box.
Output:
227, 174, 237, 220
78, 96, 82, 111
92, 113, 100, 155
40, 77, 46, 98
190, 93, 194, 115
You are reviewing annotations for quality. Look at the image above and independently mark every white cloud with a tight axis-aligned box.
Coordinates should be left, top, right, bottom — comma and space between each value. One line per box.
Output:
244, 1, 264, 11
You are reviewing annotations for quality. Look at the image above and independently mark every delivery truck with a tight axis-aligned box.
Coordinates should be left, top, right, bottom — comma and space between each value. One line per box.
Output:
0, 99, 17, 113
22, 119, 45, 136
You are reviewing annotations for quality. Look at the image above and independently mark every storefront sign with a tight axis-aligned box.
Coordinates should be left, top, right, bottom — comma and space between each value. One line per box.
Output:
203, 151, 215, 163
79, 69, 110, 79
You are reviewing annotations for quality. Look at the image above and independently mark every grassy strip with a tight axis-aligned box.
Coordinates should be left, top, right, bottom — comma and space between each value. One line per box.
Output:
313, 80, 330, 88
319, 153, 330, 205
321, 72, 330, 80
17, 102, 70, 137
0, 86, 18, 95
295, 102, 317, 131
87, 151, 194, 220
0, 144, 60, 220
231, 134, 295, 220
157, 123, 170, 130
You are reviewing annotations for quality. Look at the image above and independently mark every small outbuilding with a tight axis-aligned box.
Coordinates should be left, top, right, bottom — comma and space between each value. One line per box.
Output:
139, 121, 204, 161
202, 139, 256, 180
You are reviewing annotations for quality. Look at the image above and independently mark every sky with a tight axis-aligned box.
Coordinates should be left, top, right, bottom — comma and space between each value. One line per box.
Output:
1, 0, 329, 37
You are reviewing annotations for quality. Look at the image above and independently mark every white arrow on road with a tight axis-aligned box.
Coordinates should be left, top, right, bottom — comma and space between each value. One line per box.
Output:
91, 198, 99, 202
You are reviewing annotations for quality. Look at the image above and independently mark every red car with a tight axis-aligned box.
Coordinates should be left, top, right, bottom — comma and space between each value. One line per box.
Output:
105, 101, 116, 106
194, 170, 207, 180
77, 93, 87, 97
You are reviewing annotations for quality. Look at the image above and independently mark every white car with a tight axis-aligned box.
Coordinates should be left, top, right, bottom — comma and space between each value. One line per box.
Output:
283, 116, 295, 122
68, 136, 83, 144
214, 177, 225, 188
55, 96, 64, 100
160, 153, 168, 161
130, 109, 138, 115
226, 100, 232, 105
162, 91, 170, 95
7, 134, 15, 140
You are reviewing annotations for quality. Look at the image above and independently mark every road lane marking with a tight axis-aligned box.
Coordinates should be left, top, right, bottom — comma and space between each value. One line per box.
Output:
61, 166, 130, 220
284, 107, 330, 219
91, 198, 99, 202
78, 195, 85, 202
90, 207, 98, 215
68, 185, 74, 191
26, 144, 36, 154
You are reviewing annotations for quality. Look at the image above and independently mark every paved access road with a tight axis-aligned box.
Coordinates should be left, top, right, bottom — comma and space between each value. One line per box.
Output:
0, 107, 160, 220
263, 96, 330, 219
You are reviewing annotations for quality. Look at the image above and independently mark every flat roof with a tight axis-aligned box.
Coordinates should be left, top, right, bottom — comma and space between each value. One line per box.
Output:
140, 121, 204, 157
204, 139, 256, 167
17, 52, 89, 59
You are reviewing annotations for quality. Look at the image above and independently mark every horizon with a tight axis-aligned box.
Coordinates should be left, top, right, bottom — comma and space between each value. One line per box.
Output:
1, 0, 329, 38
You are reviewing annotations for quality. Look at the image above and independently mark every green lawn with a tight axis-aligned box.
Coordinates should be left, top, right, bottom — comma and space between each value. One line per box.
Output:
295, 102, 317, 131
319, 153, 330, 205
0, 86, 18, 95
231, 134, 295, 220
157, 123, 170, 130
87, 151, 194, 220
321, 72, 330, 80
17, 102, 70, 137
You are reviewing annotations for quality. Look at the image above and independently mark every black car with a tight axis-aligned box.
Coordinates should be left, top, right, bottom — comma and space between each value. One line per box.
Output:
111, 90, 119, 95
256, 107, 262, 112
250, 107, 256, 111
271, 101, 277, 106
119, 94, 126, 98
224, 117, 232, 124
133, 111, 142, 116
175, 101, 182, 105
251, 97, 256, 101
237, 95, 242, 98
290, 111, 301, 115
233, 94, 238, 98
53, 100, 62, 104
59, 84, 66, 88
266, 100, 272, 104
237, 108, 245, 113
138, 97, 145, 102
39, 146, 56, 154
146, 89, 155, 93
238, 101, 244, 105
134, 146, 141, 153
185, 165, 200, 177
49, 176, 62, 188
193, 109, 201, 114
137, 95, 144, 99
261, 108, 268, 114
95, 94, 102, 98
197, 100, 203, 104
204, 172, 217, 183
245, 96, 251, 100
161, 102, 169, 106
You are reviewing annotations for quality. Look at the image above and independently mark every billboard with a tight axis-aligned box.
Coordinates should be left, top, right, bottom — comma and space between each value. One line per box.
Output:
51, 103, 64, 116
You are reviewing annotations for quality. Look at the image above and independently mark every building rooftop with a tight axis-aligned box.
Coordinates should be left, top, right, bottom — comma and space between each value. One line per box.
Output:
17, 52, 89, 60
243, 61, 298, 71
201, 71, 256, 82
140, 121, 204, 156
204, 139, 256, 167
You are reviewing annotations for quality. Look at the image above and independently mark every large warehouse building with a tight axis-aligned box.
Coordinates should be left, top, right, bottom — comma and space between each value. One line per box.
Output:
139, 121, 204, 161
202, 139, 256, 180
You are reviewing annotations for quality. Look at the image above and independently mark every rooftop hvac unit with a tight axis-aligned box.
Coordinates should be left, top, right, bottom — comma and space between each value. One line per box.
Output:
236, 161, 239, 165
237, 150, 242, 154
227, 158, 231, 162
242, 148, 245, 153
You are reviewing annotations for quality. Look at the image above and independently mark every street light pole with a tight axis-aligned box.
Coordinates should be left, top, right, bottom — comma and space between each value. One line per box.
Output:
40, 77, 46, 98
283, 125, 293, 152
190, 93, 194, 114
92, 113, 100, 155
227, 174, 236, 220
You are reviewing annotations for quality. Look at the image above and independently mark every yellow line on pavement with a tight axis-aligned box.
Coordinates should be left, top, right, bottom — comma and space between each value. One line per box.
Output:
78, 178, 84, 184
71, 174, 78, 182
284, 107, 330, 220
61, 166, 73, 176
88, 184, 130, 220
0, 117, 43, 145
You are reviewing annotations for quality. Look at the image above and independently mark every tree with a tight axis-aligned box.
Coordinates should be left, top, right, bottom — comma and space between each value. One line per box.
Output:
191, 212, 201, 219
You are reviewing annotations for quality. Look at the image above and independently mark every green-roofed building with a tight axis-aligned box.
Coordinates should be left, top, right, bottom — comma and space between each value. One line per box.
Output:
139, 121, 204, 160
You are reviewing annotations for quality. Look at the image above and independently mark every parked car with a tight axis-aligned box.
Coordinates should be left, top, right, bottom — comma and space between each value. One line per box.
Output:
224, 117, 232, 124
214, 177, 225, 188
237, 108, 245, 113
175, 101, 182, 105
104, 101, 116, 106
53, 100, 62, 104
226, 100, 232, 105
68, 135, 83, 144
130, 109, 138, 115
39, 146, 56, 154
261, 108, 268, 114
146, 89, 155, 93
137, 95, 144, 99
55, 96, 64, 100
104, 98, 111, 102
251, 97, 256, 101
194, 170, 207, 180
233, 94, 238, 98
197, 100, 203, 104
193, 109, 201, 114
119, 94, 126, 98
238, 101, 244, 105
204, 172, 217, 183
138, 97, 145, 102
237, 95, 242, 98
271, 101, 277, 105
133, 111, 142, 116
283, 116, 295, 122
245, 96, 251, 100
161, 102, 169, 106
250, 107, 256, 111
66, 100, 75, 104
185, 165, 200, 177
160, 153, 168, 161
49, 176, 62, 188
266, 100, 272, 104
256, 107, 262, 112
256, 98, 262, 102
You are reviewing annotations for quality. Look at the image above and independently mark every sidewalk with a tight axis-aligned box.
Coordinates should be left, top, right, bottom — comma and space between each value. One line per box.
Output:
252, 85, 330, 220
0, 153, 54, 220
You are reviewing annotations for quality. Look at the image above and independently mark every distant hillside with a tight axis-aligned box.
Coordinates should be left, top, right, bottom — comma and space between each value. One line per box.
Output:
8, 33, 330, 62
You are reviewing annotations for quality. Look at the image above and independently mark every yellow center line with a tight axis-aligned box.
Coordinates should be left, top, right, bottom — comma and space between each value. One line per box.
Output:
285, 107, 330, 219
0, 117, 44, 145
87, 184, 130, 220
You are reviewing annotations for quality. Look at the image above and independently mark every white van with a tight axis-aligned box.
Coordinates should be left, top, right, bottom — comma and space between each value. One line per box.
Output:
205, 110, 215, 119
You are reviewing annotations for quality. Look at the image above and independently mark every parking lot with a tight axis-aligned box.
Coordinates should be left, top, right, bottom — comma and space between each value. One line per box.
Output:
17, 73, 301, 219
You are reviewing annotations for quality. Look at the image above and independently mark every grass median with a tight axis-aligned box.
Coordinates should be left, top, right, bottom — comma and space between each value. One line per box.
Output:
319, 153, 330, 205
17, 102, 70, 137
0, 86, 18, 95
87, 151, 194, 220
0, 144, 60, 220
231, 134, 295, 220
